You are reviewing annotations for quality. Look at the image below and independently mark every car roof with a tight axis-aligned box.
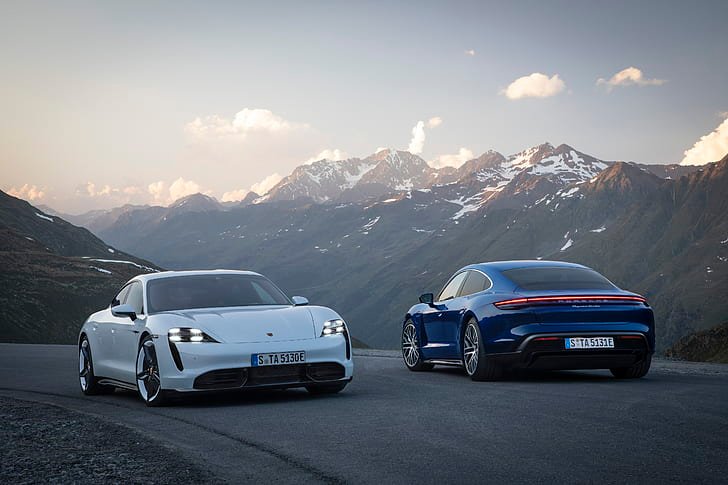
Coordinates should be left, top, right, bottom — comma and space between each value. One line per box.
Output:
132, 269, 262, 283
462, 260, 590, 273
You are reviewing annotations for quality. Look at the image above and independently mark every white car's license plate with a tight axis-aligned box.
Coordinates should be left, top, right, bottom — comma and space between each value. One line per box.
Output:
251, 351, 306, 367
565, 337, 614, 349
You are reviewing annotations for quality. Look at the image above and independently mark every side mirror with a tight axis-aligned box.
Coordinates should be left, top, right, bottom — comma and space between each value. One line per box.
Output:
291, 296, 309, 306
111, 303, 137, 321
419, 293, 434, 306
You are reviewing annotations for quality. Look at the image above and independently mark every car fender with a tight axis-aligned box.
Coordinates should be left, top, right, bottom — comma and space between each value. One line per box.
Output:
306, 305, 345, 336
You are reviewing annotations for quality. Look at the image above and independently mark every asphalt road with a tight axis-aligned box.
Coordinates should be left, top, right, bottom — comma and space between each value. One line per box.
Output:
1, 344, 727, 484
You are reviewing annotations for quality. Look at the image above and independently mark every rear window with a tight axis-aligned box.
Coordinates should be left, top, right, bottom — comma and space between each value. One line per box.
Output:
501, 267, 616, 291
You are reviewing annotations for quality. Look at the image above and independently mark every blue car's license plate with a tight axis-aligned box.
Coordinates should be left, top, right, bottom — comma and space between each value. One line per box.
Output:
565, 337, 614, 349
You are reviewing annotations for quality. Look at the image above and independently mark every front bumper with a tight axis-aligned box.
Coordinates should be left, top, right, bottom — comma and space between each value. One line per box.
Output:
156, 334, 353, 392
487, 331, 653, 370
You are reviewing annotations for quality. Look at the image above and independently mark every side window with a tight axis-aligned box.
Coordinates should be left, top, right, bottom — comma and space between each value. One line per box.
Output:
126, 282, 144, 315
437, 272, 468, 302
459, 271, 488, 297
112, 285, 130, 307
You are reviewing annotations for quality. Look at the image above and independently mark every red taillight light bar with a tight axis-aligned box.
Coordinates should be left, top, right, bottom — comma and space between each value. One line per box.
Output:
494, 295, 647, 309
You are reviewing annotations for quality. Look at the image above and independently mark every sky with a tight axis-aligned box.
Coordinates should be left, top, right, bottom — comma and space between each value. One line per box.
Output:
1, 0, 727, 213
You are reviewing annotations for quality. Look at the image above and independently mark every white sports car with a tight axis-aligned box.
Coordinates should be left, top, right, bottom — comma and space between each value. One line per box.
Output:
78, 270, 354, 406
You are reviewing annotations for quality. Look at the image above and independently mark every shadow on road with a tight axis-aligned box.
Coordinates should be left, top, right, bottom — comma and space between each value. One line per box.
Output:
110, 386, 352, 409
429, 364, 650, 383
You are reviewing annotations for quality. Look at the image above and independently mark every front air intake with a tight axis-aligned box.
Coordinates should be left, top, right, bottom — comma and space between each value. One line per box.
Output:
193, 368, 248, 390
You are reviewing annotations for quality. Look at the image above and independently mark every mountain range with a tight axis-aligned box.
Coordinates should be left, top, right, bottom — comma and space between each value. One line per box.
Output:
37, 142, 725, 353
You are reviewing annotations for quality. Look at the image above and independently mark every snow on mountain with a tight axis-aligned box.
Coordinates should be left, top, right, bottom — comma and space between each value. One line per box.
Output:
431, 143, 611, 219
357, 149, 434, 190
256, 142, 616, 222
264, 149, 434, 203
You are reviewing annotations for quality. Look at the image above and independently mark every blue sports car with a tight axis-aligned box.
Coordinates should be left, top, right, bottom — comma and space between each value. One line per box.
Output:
402, 260, 654, 380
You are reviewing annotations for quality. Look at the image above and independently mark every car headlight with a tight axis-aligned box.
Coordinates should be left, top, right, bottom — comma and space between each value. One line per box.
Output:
321, 319, 347, 337
168, 327, 218, 343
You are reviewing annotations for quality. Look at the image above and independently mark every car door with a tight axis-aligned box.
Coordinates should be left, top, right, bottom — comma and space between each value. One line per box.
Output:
117, 281, 146, 382
108, 281, 146, 383
92, 285, 131, 378
421, 271, 469, 359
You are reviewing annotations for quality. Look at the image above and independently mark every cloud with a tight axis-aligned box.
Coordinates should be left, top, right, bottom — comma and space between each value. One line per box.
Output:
7, 184, 45, 201
222, 172, 285, 201
147, 177, 205, 205
169, 178, 203, 201
681, 117, 728, 166
221, 188, 250, 202
427, 117, 443, 129
597, 67, 666, 91
465, 49, 476, 56
147, 181, 166, 204
501, 73, 566, 100
407, 117, 442, 154
430, 147, 475, 169
70, 182, 150, 208
185, 108, 308, 139
305, 148, 350, 165
122, 186, 142, 196
251, 173, 283, 195
408, 121, 426, 154
83, 182, 112, 197
184, 107, 322, 201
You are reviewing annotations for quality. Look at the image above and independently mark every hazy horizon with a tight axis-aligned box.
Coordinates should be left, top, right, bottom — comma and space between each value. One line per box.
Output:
2, 0, 727, 212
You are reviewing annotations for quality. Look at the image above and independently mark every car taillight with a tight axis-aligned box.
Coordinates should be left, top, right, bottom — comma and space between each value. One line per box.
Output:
494, 295, 647, 309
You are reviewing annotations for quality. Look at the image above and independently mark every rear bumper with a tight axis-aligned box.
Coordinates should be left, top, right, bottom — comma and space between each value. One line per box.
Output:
487, 332, 653, 370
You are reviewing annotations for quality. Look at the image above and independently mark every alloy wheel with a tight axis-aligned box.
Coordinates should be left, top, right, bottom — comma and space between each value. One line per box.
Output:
402, 323, 420, 368
464, 323, 479, 375
136, 340, 161, 402
79, 339, 92, 391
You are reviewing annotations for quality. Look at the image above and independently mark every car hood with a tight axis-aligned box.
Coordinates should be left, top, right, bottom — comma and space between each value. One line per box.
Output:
155, 305, 316, 343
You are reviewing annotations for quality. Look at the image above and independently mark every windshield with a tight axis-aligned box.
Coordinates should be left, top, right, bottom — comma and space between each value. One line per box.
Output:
146, 274, 292, 313
501, 267, 616, 291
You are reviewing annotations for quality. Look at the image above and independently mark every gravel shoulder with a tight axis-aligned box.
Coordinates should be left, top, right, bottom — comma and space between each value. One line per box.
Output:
0, 396, 212, 484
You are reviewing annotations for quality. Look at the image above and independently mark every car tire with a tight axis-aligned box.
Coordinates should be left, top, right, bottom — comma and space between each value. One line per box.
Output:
305, 382, 348, 394
463, 318, 502, 381
79, 337, 114, 395
136, 336, 169, 407
401, 320, 434, 371
610, 355, 652, 379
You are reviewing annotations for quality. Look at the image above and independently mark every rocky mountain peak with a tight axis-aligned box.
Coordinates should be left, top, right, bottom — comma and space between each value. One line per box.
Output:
168, 193, 223, 212
456, 150, 507, 178
588, 162, 662, 194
